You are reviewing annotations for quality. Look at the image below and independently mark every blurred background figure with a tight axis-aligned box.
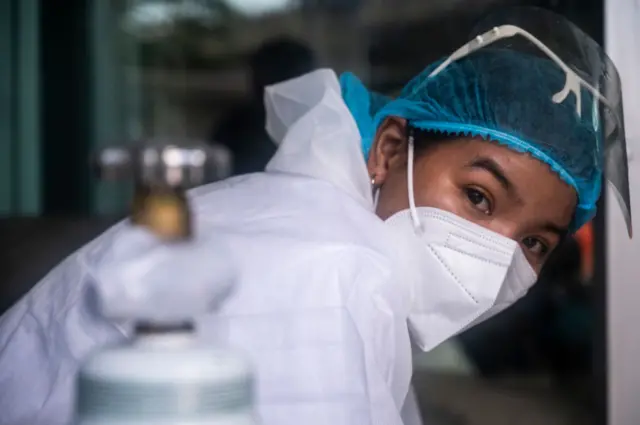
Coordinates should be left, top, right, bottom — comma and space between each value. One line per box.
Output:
211, 37, 317, 175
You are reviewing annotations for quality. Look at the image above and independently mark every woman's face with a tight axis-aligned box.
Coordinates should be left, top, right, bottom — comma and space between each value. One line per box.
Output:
367, 117, 577, 272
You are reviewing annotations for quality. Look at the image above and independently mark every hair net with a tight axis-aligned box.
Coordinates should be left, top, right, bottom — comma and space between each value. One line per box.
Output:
341, 51, 598, 231
340, 8, 631, 235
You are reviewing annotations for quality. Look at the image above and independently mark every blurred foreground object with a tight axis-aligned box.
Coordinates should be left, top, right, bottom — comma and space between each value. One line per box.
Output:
74, 142, 256, 425
95, 142, 231, 239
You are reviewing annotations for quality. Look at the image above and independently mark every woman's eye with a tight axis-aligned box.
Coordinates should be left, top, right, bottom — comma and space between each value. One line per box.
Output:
465, 188, 492, 214
522, 237, 548, 256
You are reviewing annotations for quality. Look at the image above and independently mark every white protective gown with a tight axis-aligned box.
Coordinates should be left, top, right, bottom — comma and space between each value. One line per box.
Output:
0, 69, 423, 425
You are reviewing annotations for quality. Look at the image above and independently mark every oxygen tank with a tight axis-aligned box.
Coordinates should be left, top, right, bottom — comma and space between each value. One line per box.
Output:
74, 143, 257, 425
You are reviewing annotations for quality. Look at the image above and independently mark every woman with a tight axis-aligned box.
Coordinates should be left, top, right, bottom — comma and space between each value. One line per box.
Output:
0, 8, 631, 425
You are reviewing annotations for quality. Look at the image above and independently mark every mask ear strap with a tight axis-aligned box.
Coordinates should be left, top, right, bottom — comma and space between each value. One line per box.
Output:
407, 127, 422, 231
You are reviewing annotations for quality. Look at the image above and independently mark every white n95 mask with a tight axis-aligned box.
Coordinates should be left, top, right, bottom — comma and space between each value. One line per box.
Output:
385, 208, 537, 351
382, 131, 538, 352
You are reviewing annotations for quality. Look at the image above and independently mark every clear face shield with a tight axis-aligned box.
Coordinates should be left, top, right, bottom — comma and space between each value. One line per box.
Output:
416, 7, 631, 237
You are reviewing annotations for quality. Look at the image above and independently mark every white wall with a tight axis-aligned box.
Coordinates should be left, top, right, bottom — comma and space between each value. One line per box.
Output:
605, 1, 640, 424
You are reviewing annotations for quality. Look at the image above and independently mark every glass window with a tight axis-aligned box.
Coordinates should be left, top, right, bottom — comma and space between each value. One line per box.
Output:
0, 0, 40, 216
93, 1, 604, 423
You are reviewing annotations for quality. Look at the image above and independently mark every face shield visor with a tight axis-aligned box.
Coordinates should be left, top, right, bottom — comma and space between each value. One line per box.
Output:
426, 7, 631, 236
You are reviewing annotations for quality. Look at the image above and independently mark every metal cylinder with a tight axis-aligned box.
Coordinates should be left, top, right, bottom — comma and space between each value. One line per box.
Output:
94, 143, 231, 188
93, 142, 232, 241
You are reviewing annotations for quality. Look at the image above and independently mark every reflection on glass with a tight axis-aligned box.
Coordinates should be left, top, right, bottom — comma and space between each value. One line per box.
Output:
226, 0, 295, 16
122, 0, 226, 39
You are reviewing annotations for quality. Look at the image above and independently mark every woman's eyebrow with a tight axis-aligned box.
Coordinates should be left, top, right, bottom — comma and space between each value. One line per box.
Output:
542, 222, 569, 239
466, 157, 524, 204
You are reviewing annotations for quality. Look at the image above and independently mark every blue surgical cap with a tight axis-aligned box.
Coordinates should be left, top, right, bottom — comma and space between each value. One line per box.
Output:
340, 50, 603, 231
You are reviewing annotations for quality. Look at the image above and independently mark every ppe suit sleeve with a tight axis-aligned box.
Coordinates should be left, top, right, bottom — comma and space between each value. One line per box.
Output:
0, 252, 128, 425
339, 251, 416, 425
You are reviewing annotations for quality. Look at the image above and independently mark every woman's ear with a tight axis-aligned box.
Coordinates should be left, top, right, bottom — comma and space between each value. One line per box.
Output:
366, 117, 408, 185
